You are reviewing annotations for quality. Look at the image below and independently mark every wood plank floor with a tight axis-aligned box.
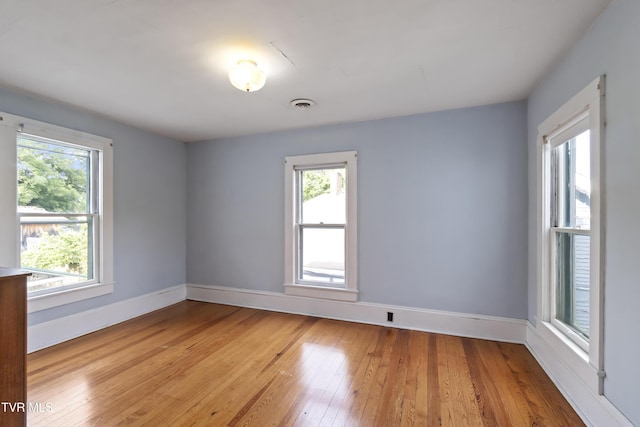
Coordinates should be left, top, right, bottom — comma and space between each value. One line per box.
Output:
27, 301, 584, 426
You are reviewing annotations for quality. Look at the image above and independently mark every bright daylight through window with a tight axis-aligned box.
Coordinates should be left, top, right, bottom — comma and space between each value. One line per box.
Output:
537, 76, 603, 393
550, 127, 591, 342
298, 167, 346, 285
284, 151, 357, 302
0, 111, 113, 311
18, 134, 98, 293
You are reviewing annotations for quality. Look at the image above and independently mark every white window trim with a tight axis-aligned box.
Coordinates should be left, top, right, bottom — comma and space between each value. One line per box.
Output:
27, 282, 114, 313
0, 112, 114, 312
284, 151, 358, 302
536, 76, 605, 394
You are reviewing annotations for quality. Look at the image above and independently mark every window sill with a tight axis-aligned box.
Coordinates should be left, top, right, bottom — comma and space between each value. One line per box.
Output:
284, 283, 358, 302
537, 320, 599, 393
27, 282, 114, 313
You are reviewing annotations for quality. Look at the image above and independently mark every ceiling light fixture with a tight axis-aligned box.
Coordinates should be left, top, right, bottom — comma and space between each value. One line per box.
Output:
228, 60, 266, 92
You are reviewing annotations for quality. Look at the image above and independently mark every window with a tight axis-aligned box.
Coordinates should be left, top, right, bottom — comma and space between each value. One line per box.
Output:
284, 151, 357, 302
18, 134, 99, 293
0, 112, 113, 312
537, 76, 604, 393
549, 119, 591, 349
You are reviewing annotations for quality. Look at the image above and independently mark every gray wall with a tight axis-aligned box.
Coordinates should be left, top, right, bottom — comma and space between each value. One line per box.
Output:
0, 87, 188, 325
527, 0, 640, 423
187, 101, 528, 319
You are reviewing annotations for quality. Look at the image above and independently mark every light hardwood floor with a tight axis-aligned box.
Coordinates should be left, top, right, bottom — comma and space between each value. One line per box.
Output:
27, 301, 584, 426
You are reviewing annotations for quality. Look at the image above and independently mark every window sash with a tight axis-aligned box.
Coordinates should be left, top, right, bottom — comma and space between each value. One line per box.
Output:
19, 132, 93, 154
550, 227, 590, 351
294, 162, 347, 172
295, 167, 347, 225
545, 111, 589, 149
550, 133, 591, 231
19, 212, 99, 295
17, 135, 94, 216
296, 224, 346, 286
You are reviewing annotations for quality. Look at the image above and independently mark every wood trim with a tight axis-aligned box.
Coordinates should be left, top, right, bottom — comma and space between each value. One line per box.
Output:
27, 282, 114, 313
186, 283, 526, 344
27, 284, 186, 353
526, 323, 634, 427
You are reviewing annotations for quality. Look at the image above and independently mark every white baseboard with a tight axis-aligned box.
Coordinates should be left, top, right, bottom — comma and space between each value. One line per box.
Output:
26, 282, 634, 426
186, 283, 527, 343
28, 284, 187, 353
525, 323, 634, 427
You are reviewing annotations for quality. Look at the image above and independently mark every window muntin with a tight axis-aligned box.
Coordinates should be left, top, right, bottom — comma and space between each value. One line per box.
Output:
17, 133, 101, 295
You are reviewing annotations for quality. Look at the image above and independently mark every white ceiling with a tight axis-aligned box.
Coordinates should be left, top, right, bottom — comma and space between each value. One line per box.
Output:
0, 0, 610, 142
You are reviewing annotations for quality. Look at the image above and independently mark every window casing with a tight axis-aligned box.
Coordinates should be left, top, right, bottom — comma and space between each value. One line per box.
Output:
536, 77, 604, 393
284, 151, 357, 302
0, 112, 114, 312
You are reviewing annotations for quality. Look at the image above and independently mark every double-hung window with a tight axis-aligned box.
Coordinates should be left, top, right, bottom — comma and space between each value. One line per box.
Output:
284, 151, 357, 302
537, 77, 604, 393
548, 114, 592, 347
18, 134, 98, 291
0, 112, 113, 312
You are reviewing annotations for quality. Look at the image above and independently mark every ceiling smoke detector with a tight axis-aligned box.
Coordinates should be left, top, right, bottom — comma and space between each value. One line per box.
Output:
290, 99, 315, 110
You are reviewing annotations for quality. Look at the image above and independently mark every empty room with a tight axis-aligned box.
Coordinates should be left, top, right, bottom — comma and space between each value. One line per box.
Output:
0, 0, 638, 425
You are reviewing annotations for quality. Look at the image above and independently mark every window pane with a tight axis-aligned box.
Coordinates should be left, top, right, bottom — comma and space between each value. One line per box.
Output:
17, 135, 91, 214
299, 227, 345, 285
555, 130, 590, 229
20, 218, 94, 292
555, 231, 590, 338
300, 168, 346, 224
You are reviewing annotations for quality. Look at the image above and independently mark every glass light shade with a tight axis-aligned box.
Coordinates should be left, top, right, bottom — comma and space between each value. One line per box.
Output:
228, 60, 266, 92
